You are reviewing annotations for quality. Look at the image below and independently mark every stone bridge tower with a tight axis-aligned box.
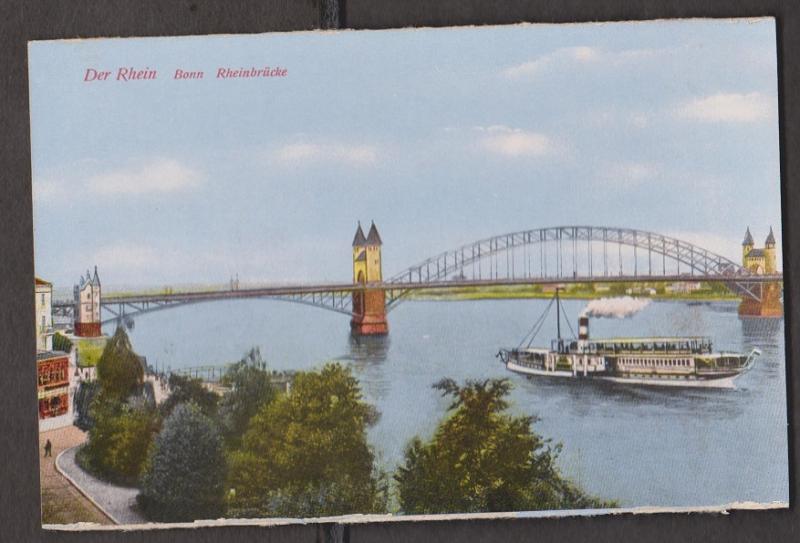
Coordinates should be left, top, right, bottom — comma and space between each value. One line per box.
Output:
74, 266, 102, 336
739, 227, 783, 317
351, 221, 388, 335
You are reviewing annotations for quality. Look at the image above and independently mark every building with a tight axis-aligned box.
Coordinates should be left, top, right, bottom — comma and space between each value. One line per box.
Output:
350, 221, 389, 335
742, 226, 777, 275
625, 286, 657, 296
36, 276, 77, 431
37, 350, 72, 426
739, 227, 782, 317
35, 277, 53, 351
665, 281, 702, 295
73, 266, 101, 337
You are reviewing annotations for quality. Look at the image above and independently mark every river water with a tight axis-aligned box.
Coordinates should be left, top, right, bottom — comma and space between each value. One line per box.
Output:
111, 298, 789, 509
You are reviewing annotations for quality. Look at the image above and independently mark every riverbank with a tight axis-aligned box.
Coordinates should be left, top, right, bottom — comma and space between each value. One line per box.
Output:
408, 284, 738, 302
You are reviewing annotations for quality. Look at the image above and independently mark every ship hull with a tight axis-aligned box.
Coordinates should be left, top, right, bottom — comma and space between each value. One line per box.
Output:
505, 360, 741, 389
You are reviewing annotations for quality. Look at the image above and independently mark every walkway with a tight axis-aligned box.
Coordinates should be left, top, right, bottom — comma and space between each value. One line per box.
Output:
56, 443, 146, 524
39, 426, 111, 526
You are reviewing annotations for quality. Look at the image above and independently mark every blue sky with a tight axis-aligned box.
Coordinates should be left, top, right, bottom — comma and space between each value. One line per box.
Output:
29, 19, 781, 289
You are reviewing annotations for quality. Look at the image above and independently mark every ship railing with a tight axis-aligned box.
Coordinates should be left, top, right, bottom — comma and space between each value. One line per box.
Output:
741, 348, 761, 374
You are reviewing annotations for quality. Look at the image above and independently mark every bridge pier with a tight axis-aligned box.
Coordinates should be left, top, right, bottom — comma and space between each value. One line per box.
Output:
350, 290, 388, 335
738, 282, 783, 318
739, 228, 782, 318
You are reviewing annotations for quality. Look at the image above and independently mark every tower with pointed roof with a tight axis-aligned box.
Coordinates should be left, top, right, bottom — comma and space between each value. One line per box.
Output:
739, 227, 782, 317
764, 226, 777, 274
73, 265, 102, 336
742, 227, 754, 263
351, 221, 388, 335
742, 226, 778, 275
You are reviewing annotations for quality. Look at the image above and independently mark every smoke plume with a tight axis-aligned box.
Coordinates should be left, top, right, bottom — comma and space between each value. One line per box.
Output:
580, 296, 651, 319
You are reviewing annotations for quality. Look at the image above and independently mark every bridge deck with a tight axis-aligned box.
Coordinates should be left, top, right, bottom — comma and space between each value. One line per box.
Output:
52, 273, 783, 308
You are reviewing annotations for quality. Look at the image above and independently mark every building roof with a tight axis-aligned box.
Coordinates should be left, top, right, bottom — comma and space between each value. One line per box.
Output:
35, 277, 52, 286
365, 221, 382, 246
765, 226, 776, 246
748, 248, 765, 258
742, 227, 754, 246
352, 223, 367, 247
78, 266, 100, 288
36, 350, 69, 362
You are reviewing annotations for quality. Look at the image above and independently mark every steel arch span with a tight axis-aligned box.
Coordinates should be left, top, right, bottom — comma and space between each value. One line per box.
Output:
384, 226, 772, 310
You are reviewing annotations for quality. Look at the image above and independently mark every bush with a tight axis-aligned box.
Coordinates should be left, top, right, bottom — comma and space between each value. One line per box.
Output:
160, 374, 219, 419
81, 395, 159, 485
96, 327, 144, 402
227, 363, 387, 518
138, 403, 227, 522
395, 378, 616, 514
217, 348, 277, 448
52, 332, 73, 353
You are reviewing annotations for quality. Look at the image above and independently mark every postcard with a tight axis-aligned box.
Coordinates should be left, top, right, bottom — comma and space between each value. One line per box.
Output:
29, 18, 788, 529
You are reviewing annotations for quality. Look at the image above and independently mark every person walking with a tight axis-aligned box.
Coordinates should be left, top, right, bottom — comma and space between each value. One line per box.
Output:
44, 439, 52, 458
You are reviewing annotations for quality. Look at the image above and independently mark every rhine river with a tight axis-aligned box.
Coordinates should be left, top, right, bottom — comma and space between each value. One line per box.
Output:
107, 298, 789, 510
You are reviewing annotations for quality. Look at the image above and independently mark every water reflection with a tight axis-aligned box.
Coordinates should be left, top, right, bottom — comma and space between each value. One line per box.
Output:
340, 332, 392, 400
346, 332, 391, 364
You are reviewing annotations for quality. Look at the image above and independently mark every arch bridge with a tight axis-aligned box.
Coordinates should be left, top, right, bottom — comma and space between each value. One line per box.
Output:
52, 226, 782, 329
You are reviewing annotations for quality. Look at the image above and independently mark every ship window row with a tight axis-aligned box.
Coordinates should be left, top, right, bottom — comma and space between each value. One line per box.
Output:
621, 358, 691, 367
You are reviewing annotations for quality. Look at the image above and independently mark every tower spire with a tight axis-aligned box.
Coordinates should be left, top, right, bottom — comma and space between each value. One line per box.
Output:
742, 227, 754, 246
366, 221, 382, 246
352, 222, 367, 247
765, 226, 776, 247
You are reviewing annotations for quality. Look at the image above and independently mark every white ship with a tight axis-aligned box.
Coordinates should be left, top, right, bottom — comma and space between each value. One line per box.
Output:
497, 291, 760, 389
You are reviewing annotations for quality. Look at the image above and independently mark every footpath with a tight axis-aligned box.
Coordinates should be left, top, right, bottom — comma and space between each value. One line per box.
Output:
39, 426, 111, 525
55, 443, 146, 524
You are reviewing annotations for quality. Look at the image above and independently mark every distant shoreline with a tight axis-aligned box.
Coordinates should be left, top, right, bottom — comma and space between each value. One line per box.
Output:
406, 286, 738, 303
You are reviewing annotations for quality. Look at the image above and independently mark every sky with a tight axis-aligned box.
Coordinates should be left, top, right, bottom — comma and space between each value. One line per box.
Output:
28, 19, 782, 289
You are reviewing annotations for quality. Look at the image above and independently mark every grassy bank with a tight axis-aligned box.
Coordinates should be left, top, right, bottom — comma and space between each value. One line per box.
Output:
74, 337, 108, 367
407, 283, 739, 302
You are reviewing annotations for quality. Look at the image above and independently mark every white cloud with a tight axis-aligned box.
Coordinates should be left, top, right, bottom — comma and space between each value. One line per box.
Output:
476, 125, 557, 158
629, 112, 650, 128
602, 161, 659, 187
274, 142, 378, 166
503, 46, 600, 79
86, 158, 202, 196
675, 92, 773, 123
32, 176, 67, 203
502, 46, 660, 79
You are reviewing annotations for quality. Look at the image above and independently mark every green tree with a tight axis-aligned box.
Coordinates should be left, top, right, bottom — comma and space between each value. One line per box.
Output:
217, 348, 276, 448
160, 374, 219, 419
96, 326, 144, 402
227, 362, 387, 518
395, 378, 615, 514
52, 332, 73, 353
73, 380, 100, 431
80, 395, 159, 485
138, 403, 227, 522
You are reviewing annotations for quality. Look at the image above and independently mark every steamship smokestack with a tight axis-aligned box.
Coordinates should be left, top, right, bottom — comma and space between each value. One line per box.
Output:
578, 316, 589, 340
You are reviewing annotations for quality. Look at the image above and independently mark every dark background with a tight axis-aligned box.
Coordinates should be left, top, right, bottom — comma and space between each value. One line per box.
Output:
1, 1, 797, 541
